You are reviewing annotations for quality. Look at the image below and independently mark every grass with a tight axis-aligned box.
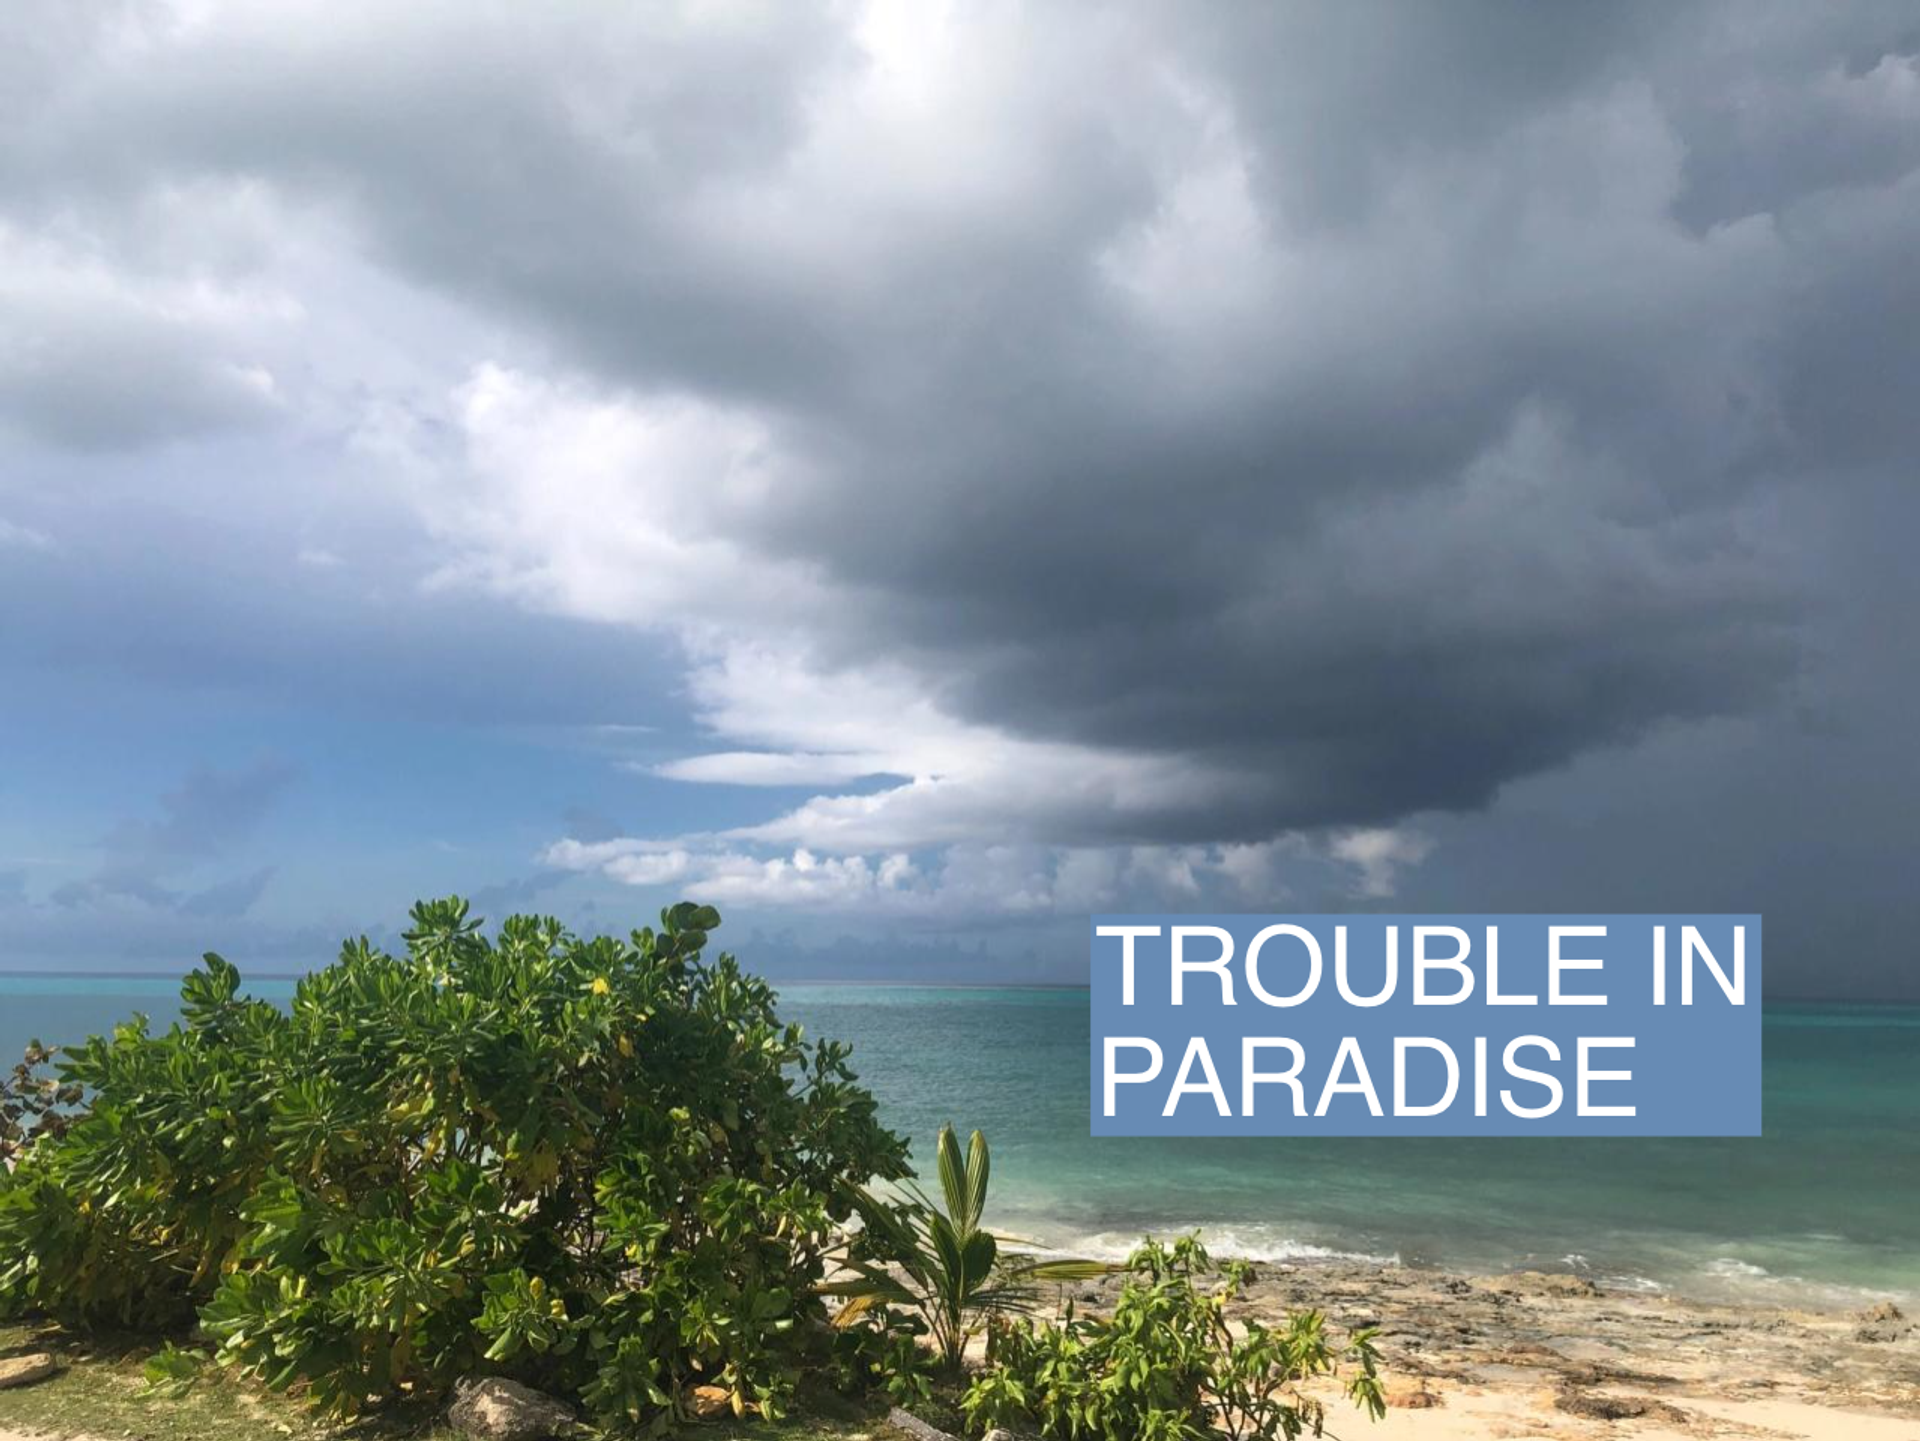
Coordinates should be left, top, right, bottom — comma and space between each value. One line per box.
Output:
0, 1322, 903, 1441
0, 1319, 433, 1441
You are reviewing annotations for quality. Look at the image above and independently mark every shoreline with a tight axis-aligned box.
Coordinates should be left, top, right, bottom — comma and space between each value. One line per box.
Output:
1011, 1215, 1917, 1318
1121, 1254, 1920, 1438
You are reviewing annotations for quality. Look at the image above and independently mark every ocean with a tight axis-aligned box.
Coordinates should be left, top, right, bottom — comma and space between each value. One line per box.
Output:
3, 976, 1914, 1310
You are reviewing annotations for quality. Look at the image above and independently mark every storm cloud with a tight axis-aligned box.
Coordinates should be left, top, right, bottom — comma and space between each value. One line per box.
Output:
4, 2, 1918, 968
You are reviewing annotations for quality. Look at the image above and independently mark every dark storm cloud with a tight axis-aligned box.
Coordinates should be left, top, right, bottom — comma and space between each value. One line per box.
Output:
468, 869, 573, 924
34, 760, 292, 924
100, 756, 296, 864
4, 1, 1917, 855
177, 865, 276, 919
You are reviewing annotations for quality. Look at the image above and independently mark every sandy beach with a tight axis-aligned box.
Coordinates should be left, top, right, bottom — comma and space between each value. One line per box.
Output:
1185, 1259, 1920, 1440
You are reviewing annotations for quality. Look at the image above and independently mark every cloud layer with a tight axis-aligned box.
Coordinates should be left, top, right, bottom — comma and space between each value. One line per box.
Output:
6, 2, 1920, 930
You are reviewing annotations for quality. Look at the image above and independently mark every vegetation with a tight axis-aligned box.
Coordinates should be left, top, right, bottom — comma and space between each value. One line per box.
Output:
0, 1319, 888, 1441
0, 899, 909, 1432
0, 1318, 435, 1441
963, 1237, 1385, 1441
1, 1039, 81, 1168
0, 898, 1384, 1441
829, 1124, 1110, 1370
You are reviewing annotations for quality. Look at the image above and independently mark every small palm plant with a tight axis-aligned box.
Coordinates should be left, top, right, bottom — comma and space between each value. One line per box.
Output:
827, 1124, 1111, 1371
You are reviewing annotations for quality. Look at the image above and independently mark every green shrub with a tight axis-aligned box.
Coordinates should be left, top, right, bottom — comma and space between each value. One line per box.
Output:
962, 1236, 1384, 1441
828, 1124, 1110, 1372
824, 1311, 938, 1411
0, 898, 909, 1432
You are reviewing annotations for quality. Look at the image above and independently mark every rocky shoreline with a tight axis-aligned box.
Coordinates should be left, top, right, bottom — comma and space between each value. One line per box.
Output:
1065, 1258, 1920, 1438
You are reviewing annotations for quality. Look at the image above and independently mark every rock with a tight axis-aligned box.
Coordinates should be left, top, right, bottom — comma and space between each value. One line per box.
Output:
1854, 1318, 1914, 1343
888, 1407, 962, 1441
1498, 1270, 1600, 1298
1384, 1380, 1444, 1409
447, 1376, 578, 1441
0, 1352, 57, 1389
1553, 1389, 1687, 1423
1497, 1340, 1560, 1360
1852, 1300, 1913, 1342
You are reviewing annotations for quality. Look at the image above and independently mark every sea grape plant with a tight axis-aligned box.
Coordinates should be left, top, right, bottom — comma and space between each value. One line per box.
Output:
962, 1236, 1385, 1441
0, 899, 910, 1432
1, 1040, 84, 1169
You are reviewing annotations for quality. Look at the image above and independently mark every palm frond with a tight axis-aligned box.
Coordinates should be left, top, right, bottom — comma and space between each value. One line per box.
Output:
963, 1127, 990, 1234
820, 1123, 1106, 1370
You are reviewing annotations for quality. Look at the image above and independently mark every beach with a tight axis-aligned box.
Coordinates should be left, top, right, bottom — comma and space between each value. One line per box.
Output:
4, 973, 1917, 1439
4, 1259, 1914, 1441
1181, 1257, 1920, 1439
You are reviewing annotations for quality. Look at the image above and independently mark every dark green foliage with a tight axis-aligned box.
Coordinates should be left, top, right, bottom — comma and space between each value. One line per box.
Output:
827, 1125, 1110, 1371
0, 899, 909, 1433
824, 1313, 937, 1411
962, 1237, 1385, 1441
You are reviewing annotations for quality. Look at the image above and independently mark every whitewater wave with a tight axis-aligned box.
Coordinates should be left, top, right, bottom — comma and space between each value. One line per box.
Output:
993, 1200, 1911, 1311
1035, 1222, 1400, 1268
1692, 1254, 1909, 1310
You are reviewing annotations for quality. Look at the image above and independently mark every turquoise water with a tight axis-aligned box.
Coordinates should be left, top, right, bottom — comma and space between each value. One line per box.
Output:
4, 977, 1915, 1310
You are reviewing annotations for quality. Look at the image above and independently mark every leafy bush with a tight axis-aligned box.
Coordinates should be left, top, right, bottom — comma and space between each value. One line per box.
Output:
962, 1236, 1384, 1441
823, 1309, 939, 1411
828, 1124, 1109, 1371
0, 898, 909, 1432
0, 967, 282, 1329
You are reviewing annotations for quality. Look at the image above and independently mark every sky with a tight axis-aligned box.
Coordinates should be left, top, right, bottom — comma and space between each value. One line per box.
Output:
2, 1, 1918, 994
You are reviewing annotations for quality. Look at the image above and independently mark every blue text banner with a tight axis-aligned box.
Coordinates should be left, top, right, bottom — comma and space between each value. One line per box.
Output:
1090, 914, 1761, 1137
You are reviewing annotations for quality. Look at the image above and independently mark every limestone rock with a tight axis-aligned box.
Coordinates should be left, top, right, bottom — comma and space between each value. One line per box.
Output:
1851, 1299, 1912, 1341
0, 1352, 57, 1389
447, 1376, 578, 1441
1554, 1388, 1687, 1423
1855, 1317, 1914, 1343
1498, 1270, 1600, 1298
888, 1406, 961, 1441
1384, 1379, 1444, 1409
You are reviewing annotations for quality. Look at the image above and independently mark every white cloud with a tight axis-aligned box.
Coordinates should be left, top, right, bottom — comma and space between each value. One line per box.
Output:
1328, 828, 1437, 899
546, 834, 1332, 920
0, 516, 54, 551
409, 365, 828, 634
